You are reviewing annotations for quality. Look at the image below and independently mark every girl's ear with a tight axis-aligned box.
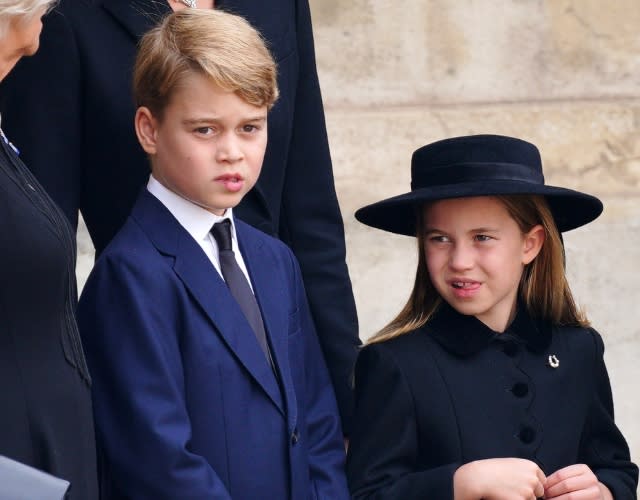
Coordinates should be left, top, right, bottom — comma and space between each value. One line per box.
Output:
522, 224, 545, 265
135, 106, 159, 155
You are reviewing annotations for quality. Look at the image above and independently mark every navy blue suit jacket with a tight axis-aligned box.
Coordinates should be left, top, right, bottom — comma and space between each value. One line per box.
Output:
0, 0, 360, 433
77, 190, 349, 499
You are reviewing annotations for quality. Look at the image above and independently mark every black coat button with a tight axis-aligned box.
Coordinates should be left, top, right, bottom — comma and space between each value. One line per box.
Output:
519, 426, 536, 444
511, 382, 529, 398
291, 428, 299, 445
502, 342, 519, 357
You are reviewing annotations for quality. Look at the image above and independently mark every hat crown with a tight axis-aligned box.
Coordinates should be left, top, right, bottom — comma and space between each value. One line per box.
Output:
411, 135, 544, 190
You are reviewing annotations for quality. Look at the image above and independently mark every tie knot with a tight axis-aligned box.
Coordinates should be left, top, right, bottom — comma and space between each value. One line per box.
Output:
211, 219, 233, 251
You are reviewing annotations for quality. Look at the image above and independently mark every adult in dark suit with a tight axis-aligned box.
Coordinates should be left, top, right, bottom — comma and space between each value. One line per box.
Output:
0, 0, 360, 433
347, 135, 638, 499
0, 1, 98, 497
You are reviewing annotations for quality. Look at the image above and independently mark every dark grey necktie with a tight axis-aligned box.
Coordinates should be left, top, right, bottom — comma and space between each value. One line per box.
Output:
211, 220, 272, 362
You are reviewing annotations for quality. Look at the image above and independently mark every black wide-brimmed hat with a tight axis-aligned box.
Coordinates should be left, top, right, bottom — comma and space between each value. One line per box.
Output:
355, 134, 603, 236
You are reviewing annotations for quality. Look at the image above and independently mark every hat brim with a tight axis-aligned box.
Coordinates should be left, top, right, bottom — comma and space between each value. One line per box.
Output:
355, 181, 603, 236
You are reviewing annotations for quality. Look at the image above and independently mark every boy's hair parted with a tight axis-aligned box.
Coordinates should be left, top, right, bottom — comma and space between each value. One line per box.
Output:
133, 8, 279, 118
369, 194, 590, 344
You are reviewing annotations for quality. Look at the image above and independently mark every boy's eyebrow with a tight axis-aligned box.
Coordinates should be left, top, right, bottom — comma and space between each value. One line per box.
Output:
182, 116, 267, 126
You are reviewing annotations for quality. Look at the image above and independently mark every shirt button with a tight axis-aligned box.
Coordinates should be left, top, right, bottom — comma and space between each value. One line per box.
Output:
519, 426, 536, 444
511, 382, 529, 398
291, 428, 299, 445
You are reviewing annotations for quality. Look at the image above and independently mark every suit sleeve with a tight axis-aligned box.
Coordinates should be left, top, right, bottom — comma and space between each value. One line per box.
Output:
0, 6, 82, 229
578, 329, 638, 498
77, 255, 232, 500
278, 0, 361, 436
287, 249, 350, 499
347, 344, 459, 499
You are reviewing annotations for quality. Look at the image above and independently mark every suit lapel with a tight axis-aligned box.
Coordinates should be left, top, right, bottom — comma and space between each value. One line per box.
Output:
237, 223, 298, 429
132, 191, 284, 414
101, 0, 170, 40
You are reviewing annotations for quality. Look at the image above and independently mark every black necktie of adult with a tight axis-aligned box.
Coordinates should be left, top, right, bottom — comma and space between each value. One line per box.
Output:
211, 220, 272, 363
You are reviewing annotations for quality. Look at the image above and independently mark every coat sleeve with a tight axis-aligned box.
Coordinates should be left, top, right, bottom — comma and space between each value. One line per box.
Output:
77, 254, 232, 500
278, 0, 361, 435
347, 344, 460, 499
0, 5, 82, 229
285, 248, 350, 499
579, 329, 638, 498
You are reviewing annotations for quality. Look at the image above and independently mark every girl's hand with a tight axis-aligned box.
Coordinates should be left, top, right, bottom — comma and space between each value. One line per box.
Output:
544, 464, 612, 500
453, 457, 546, 500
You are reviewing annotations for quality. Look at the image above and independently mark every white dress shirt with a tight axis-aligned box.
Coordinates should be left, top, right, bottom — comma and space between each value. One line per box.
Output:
147, 175, 254, 290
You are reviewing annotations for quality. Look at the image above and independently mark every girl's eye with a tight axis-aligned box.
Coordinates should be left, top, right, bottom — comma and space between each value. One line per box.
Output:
242, 124, 259, 133
428, 235, 450, 243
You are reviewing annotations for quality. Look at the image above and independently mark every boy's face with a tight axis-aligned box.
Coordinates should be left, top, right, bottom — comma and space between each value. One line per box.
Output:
135, 72, 268, 215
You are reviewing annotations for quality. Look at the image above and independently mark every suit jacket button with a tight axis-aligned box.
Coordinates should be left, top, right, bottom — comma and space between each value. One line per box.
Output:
291, 428, 299, 445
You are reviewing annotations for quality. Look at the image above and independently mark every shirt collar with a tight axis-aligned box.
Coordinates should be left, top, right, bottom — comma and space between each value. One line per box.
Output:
147, 175, 238, 244
424, 301, 552, 357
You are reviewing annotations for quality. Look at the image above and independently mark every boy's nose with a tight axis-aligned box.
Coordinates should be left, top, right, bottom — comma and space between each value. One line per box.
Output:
216, 134, 243, 162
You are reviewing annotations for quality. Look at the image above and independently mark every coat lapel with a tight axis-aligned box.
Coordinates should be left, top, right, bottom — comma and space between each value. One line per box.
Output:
237, 223, 298, 430
132, 191, 284, 414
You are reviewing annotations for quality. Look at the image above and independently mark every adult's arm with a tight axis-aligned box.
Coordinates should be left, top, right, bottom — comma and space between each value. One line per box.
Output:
77, 254, 232, 499
280, 0, 360, 436
0, 5, 83, 229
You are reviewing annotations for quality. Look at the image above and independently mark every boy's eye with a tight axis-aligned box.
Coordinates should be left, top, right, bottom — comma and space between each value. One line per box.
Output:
242, 124, 258, 133
195, 127, 214, 135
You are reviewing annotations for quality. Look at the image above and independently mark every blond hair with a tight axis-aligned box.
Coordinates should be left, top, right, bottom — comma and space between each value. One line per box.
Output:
0, 0, 56, 35
133, 9, 278, 118
369, 194, 589, 344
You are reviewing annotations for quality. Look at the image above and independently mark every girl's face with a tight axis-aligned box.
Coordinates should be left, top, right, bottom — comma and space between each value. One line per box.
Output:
423, 196, 543, 332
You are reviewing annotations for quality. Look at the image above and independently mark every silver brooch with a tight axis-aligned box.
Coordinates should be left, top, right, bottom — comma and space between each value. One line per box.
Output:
547, 354, 560, 368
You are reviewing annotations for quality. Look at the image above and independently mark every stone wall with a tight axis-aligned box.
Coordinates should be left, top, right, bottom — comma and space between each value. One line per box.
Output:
310, 0, 640, 478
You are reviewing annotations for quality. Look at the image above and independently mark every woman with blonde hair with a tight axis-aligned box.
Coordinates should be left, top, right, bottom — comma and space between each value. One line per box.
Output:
0, 1, 98, 497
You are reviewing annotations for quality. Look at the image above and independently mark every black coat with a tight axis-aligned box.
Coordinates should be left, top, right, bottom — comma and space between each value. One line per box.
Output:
0, 0, 360, 432
346, 304, 638, 499
0, 133, 98, 498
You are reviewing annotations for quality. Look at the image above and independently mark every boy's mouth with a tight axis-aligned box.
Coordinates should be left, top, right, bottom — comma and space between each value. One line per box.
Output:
216, 173, 245, 192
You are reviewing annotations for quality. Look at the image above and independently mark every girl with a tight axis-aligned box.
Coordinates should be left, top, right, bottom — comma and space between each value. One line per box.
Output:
347, 135, 637, 499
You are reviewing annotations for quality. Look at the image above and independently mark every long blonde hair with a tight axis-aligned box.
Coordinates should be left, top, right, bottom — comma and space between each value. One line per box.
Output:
369, 194, 589, 344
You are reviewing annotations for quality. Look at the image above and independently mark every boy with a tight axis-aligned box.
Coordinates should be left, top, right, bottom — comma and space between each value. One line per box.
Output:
77, 9, 349, 499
